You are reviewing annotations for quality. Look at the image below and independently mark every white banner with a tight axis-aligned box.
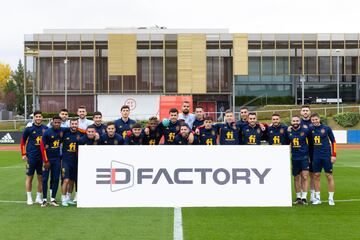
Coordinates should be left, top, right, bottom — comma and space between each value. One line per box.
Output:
333, 130, 347, 144
78, 146, 292, 207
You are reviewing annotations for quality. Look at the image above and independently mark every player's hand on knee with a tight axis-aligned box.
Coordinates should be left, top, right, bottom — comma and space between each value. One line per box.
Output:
331, 156, 336, 164
22, 155, 28, 162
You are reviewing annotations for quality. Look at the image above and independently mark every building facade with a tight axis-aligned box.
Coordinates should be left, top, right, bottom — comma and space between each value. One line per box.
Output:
24, 28, 360, 115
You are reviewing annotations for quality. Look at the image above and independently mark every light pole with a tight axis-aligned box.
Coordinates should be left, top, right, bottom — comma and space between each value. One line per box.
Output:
300, 75, 305, 105
64, 58, 68, 109
335, 49, 341, 114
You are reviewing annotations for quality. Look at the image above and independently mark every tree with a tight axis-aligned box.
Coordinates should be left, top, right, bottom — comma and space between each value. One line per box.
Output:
0, 63, 11, 99
3, 60, 32, 115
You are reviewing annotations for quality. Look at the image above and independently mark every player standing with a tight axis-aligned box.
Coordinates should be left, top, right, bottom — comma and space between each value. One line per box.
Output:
92, 111, 107, 136
158, 108, 180, 145
114, 105, 136, 139
20, 111, 48, 205
196, 117, 217, 145
310, 113, 337, 206
192, 106, 205, 131
287, 116, 310, 205
267, 114, 289, 145
99, 122, 124, 145
77, 106, 94, 131
241, 112, 266, 145
40, 116, 63, 207
178, 101, 196, 129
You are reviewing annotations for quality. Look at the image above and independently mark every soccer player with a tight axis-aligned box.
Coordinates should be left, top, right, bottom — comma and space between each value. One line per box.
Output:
60, 119, 84, 206
158, 108, 180, 145
241, 112, 266, 145
287, 115, 310, 205
173, 123, 195, 145
92, 111, 107, 136
310, 113, 337, 206
178, 101, 196, 129
47, 109, 70, 128
114, 105, 136, 139
79, 125, 100, 145
21, 110, 48, 205
40, 116, 63, 207
300, 105, 312, 128
124, 123, 144, 145
192, 106, 205, 131
196, 116, 217, 145
300, 105, 315, 202
77, 105, 94, 131
239, 106, 249, 124
142, 116, 162, 145
267, 114, 289, 145
214, 110, 240, 145
99, 122, 124, 145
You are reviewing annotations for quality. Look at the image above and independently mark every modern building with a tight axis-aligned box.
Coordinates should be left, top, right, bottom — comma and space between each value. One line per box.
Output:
24, 28, 360, 117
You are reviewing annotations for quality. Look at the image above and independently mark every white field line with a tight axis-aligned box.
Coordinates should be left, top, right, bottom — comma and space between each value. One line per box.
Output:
173, 207, 183, 240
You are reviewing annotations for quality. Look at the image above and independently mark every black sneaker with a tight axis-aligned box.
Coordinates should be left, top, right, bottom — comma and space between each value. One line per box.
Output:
40, 200, 48, 207
50, 200, 59, 207
301, 198, 308, 205
295, 198, 303, 205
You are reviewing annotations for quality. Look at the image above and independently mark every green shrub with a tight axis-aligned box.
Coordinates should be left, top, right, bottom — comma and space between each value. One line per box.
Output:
333, 112, 360, 127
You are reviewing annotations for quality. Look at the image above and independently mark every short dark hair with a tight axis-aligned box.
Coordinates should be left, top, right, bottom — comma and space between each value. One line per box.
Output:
148, 116, 159, 122
132, 123, 142, 129
179, 122, 189, 129
87, 125, 96, 130
93, 111, 102, 117
169, 108, 178, 114
70, 118, 78, 123
121, 105, 130, 111
240, 106, 248, 111
204, 116, 213, 121
225, 109, 233, 114
292, 115, 301, 119
106, 122, 115, 127
182, 101, 190, 105
301, 105, 310, 110
195, 105, 203, 110
60, 109, 68, 113
52, 116, 62, 121
310, 113, 320, 119
33, 110, 42, 116
78, 105, 86, 110
248, 112, 257, 117
272, 113, 280, 117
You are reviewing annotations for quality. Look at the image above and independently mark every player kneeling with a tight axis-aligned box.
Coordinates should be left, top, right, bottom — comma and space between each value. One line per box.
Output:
124, 123, 144, 145
173, 123, 195, 145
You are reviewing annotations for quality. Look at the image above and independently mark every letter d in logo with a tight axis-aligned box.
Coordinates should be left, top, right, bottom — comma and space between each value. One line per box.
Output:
110, 161, 134, 192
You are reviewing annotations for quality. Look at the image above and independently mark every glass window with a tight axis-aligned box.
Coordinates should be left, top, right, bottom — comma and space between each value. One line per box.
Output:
207, 57, 219, 92
137, 57, 149, 92
249, 57, 260, 75
82, 57, 94, 91
276, 57, 289, 75
318, 57, 331, 74
123, 76, 136, 92
262, 57, 274, 75
53, 57, 65, 91
151, 57, 163, 92
40, 58, 52, 91
220, 57, 231, 92
96, 57, 108, 93
109, 75, 121, 92
67, 57, 80, 91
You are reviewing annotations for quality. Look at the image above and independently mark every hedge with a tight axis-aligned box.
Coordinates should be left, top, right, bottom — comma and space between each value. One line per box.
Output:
333, 112, 360, 127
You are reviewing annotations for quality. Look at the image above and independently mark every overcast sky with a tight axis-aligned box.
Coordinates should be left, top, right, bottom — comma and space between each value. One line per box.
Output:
1, 0, 359, 69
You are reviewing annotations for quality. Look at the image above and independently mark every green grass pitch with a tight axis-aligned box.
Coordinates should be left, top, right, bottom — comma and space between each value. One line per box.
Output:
0, 149, 359, 240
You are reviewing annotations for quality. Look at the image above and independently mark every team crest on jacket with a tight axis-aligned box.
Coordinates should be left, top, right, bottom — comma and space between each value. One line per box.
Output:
42, 129, 46, 133
212, 130, 216, 136
270, 130, 273, 134
280, 128, 284, 134
76, 135, 81, 140
321, 128, 326, 134
257, 129, 261, 134
300, 132, 305, 136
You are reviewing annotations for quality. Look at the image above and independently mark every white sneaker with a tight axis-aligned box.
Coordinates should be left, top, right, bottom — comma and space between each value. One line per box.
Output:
312, 198, 322, 205
35, 197, 42, 204
27, 198, 33, 205
61, 201, 69, 207
328, 199, 335, 206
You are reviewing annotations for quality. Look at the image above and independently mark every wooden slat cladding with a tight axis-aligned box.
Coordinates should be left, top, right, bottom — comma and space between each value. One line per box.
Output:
177, 34, 206, 94
108, 34, 136, 76
233, 34, 248, 75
